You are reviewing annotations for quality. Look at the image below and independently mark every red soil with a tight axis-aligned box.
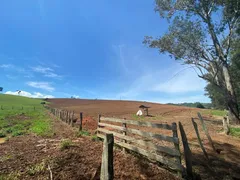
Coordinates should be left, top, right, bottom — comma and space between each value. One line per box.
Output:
47, 98, 240, 179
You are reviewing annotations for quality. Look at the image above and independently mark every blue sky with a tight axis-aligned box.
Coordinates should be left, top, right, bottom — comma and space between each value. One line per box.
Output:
0, 0, 209, 103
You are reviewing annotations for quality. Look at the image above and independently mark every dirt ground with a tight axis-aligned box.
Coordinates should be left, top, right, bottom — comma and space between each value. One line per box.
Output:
46, 98, 240, 180
0, 112, 180, 180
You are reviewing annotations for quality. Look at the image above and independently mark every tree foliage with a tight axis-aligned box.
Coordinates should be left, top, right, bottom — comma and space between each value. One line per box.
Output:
205, 30, 240, 110
144, 0, 240, 123
168, 102, 208, 109
0, 87, 3, 92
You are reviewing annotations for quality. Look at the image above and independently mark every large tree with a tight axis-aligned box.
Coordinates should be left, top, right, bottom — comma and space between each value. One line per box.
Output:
144, 0, 240, 123
206, 29, 240, 110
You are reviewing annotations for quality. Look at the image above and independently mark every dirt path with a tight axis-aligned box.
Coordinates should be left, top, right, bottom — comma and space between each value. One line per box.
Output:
0, 113, 180, 180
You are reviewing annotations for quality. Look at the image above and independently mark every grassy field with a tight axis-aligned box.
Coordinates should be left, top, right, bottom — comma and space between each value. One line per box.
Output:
0, 94, 52, 139
201, 109, 227, 117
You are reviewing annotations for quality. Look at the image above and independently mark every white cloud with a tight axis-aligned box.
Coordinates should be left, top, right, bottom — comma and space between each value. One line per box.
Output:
26, 81, 55, 92
5, 91, 54, 98
0, 64, 25, 72
150, 95, 210, 104
24, 74, 34, 78
110, 44, 208, 102
31, 66, 53, 73
114, 66, 206, 100
31, 65, 62, 79
0, 64, 14, 68
152, 68, 206, 93
71, 95, 80, 98
44, 72, 62, 78
6, 75, 17, 80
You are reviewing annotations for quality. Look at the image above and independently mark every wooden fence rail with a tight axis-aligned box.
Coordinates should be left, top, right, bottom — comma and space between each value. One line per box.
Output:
47, 107, 83, 131
97, 116, 182, 175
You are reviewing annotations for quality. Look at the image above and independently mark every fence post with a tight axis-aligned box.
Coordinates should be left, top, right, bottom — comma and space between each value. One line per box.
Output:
192, 118, 209, 160
197, 112, 216, 152
71, 111, 74, 127
100, 133, 114, 180
97, 114, 101, 134
171, 122, 182, 177
65, 111, 67, 122
66, 111, 69, 123
79, 112, 83, 131
122, 119, 127, 152
179, 122, 193, 179
68, 112, 71, 125
223, 116, 230, 135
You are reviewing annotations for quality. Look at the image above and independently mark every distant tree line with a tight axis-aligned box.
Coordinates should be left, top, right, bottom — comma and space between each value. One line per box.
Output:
167, 102, 211, 109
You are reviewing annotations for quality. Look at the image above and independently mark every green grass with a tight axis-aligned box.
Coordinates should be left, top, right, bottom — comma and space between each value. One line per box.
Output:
201, 109, 227, 117
0, 94, 44, 108
0, 171, 21, 180
229, 127, 240, 138
211, 109, 227, 116
132, 114, 145, 120
0, 94, 53, 139
27, 161, 46, 176
76, 130, 90, 137
91, 134, 100, 142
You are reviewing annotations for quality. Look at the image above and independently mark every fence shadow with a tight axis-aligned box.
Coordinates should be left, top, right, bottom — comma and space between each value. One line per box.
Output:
192, 141, 240, 180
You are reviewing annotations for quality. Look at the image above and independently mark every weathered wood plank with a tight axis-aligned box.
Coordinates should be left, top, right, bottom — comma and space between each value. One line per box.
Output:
100, 133, 114, 180
179, 122, 193, 178
98, 123, 126, 131
172, 122, 182, 177
197, 112, 216, 152
98, 123, 178, 144
122, 121, 127, 152
126, 128, 179, 144
98, 133, 181, 171
115, 141, 182, 171
101, 117, 174, 130
192, 118, 209, 160
97, 128, 180, 157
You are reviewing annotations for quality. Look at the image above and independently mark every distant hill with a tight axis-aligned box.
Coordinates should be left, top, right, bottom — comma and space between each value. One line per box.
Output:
166, 102, 212, 109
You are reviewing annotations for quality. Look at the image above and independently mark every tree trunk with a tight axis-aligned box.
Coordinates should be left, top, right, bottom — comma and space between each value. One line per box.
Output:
222, 65, 240, 124
223, 116, 230, 135
205, 15, 240, 124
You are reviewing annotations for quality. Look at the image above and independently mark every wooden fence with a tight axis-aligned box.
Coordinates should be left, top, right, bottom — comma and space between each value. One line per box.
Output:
97, 116, 182, 175
0, 105, 37, 110
47, 107, 83, 131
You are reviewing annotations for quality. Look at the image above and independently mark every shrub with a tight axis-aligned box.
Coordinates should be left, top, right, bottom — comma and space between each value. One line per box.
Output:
12, 130, 25, 137
0, 130, 6, 138
196, 102, 205, 109
60, 139, 73, 150
27, 161, 46, 176
91, 134, 99, 142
